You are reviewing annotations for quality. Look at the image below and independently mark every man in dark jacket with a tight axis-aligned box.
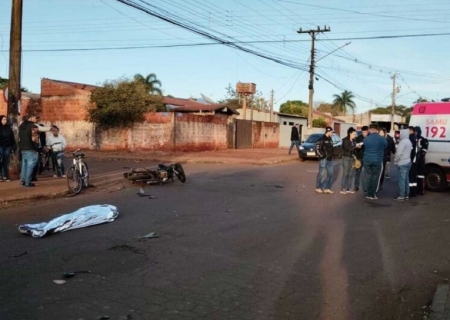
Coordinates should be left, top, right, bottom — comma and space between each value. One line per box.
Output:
288, 123, 300, 155
408, 126, 418, 197
315, 126, 335, 194
363, 124, 387, 200
415, 126, 428, 195
18, 114, 39, 187
384, 133, 396, 178
354, 125, 368, 192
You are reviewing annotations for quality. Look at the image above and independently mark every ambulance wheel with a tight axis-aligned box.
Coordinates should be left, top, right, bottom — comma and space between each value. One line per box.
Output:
425, 166, 447, 192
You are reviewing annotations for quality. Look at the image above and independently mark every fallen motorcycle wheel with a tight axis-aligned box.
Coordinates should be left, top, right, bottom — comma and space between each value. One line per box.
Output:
174, 163, 186, 183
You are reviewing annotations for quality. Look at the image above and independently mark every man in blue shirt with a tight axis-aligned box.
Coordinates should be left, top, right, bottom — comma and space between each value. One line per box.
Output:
363, 124, 387, 200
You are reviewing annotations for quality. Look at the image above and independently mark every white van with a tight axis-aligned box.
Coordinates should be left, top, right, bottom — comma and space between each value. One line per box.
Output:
409, 102, 450, 191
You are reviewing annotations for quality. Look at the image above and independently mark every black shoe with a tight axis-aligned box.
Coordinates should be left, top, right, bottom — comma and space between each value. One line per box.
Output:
20, 181, 25, 186
355, 187, 359, 192
32, 178, 38, 182
24, 183, 35, 187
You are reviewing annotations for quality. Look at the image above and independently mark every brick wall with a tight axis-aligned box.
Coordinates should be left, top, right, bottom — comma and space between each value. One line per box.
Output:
252, 121, 279, 148
0, 93, 40, 120
174, 113, 228, 151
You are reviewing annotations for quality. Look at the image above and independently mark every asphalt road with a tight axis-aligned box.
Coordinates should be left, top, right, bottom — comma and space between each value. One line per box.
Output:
1, 160, 449, 320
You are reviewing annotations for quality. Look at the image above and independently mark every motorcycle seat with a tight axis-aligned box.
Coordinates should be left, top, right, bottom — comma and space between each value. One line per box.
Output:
131, 168, 149, 173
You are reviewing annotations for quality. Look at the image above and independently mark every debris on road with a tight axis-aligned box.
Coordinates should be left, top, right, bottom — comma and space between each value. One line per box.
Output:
137, 188, 151, 197
18, 204, 119, 238
53, 280, 66, 285
62, 271, 91, 278
9, 252, 27, 258
275, 184, 284, 188
139, 232, 160, 239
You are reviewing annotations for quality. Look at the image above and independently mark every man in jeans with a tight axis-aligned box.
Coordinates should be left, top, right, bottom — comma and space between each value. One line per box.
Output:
288, 123, 300, 155
363, 124, 386, 200
18, 114, 40, 187
394, 129, 412, 200
354, 126, 368, 192
315, 127, 335, 194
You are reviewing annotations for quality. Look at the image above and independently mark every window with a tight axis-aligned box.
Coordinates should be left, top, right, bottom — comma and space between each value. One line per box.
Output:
283, 121, 287, 125
288, 122, 294, 126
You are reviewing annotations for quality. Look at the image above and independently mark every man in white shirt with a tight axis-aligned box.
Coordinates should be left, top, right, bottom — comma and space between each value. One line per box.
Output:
46, 125, 67, 178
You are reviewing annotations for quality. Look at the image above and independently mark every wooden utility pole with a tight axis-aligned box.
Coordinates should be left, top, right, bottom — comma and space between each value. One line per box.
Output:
297, 26, 331, 129
8, 0, 22, 129
269, 89, 274, 122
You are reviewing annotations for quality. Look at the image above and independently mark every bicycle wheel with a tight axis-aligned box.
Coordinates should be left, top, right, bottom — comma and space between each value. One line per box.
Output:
66, 166, 82, 194
173, 163, 186, 183
80, 162, 89, 188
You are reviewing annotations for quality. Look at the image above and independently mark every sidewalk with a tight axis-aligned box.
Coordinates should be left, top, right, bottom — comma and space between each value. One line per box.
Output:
0, 148, 298, 205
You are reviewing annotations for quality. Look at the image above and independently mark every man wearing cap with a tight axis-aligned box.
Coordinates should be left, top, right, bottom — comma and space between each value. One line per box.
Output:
354, 125, 368, 192
18, 114, 40, 187
288, 123, 300, 155
315, 126, 335, 194
363, 124, 387, 200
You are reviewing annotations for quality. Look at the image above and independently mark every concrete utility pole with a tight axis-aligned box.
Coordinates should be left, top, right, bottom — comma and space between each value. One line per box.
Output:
8, 0, 22, 129
390, 73, 400, 133
297, 26, 331, 129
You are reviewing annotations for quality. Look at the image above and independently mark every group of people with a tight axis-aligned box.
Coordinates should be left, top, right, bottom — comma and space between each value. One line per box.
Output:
0, 113, 67, 187
314, 124, 428, 201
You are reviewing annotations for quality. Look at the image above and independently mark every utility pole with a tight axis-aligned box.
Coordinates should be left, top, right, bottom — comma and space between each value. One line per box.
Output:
269, 89, 274, 122
297, 26, 331, 129
390, 73, 400, 134
8, 0, 22, 130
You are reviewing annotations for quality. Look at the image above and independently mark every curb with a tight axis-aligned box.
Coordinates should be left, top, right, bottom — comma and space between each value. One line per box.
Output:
430, 283, 450, 320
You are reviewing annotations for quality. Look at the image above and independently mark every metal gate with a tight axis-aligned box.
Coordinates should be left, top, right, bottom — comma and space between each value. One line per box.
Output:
235, 119, 253, 149
227, 122, 235, 149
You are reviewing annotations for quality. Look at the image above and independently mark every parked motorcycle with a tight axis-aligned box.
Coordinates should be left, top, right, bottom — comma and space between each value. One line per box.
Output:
123, 163, 186, 185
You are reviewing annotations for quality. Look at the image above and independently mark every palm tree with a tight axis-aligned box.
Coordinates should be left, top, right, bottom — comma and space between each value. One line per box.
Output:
133, 73, 162, 95
332, 90, 356, 116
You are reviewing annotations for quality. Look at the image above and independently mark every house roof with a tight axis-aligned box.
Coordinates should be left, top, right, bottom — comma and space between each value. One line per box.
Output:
22, 92, 40, 99
44, 78, 98, 91
164, 96, 239, 115
275, 112, 307, 119
313, 110, 344, 123
169, 104, 239, 115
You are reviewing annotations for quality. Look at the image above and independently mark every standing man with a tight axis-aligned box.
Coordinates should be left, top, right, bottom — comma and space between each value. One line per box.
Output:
408, 126, 418, 197
363, 124, 387, 200
18, 114, 40, 187
288, 123, 300, 155
414, 126, 428, 195
46, 125, 67, 178
384, 133, 396, 179
354, 126, 368, 192
315, 126, 335, 194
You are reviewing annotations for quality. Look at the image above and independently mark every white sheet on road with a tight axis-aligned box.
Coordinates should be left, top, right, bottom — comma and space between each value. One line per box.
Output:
18, 204, 119, 238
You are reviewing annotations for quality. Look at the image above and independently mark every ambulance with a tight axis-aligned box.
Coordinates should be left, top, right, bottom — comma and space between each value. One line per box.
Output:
409, 101, 450, 191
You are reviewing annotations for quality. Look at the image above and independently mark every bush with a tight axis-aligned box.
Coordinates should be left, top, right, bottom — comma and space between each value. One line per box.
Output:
312, 117, 328, 128
87, 77, 164, 130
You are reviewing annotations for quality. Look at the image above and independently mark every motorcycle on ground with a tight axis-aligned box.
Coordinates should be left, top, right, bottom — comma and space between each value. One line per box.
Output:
123, 163, 186, 185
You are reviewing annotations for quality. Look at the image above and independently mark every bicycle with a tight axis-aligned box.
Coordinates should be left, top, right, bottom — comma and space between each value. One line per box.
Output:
66, 149, 89, 194
39, 142, 62, 175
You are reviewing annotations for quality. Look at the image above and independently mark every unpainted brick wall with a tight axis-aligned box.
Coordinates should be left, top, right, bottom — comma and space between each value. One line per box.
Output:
174, 113, 228, 151
252, 121, 279, 148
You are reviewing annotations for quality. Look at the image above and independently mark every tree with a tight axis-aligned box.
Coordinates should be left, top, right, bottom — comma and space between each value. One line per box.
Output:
332, 90, 356, 116
312, 117, 328, 128
218, 83, 269, 111
279, 100, 308, 117
0, 76, 29, 92
218, 83, 240, 110
316, 102, 339, 116
87, 77, 164, 130
133, 73, 163, 95
414, 97, 428, 103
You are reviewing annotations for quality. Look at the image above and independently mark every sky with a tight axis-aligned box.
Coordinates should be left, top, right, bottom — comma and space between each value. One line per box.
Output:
1, 0, 450, 113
